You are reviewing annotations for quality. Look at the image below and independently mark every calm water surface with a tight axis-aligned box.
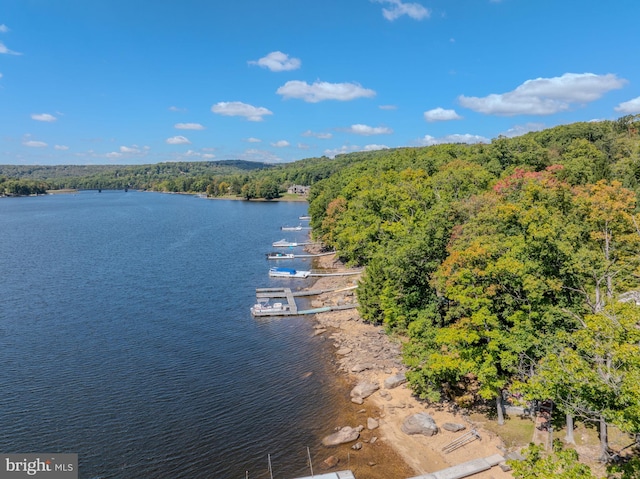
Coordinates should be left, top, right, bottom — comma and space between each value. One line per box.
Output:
0, 191, 345, 479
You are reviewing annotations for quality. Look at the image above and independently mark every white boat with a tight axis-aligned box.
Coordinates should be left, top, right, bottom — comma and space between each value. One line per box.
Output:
266, 252, 295, 260
250, 301, 290, 316
272, 239, 298, 247
299, 215, 311, 220
281, 225, 303, 231
269, 267, 310, 278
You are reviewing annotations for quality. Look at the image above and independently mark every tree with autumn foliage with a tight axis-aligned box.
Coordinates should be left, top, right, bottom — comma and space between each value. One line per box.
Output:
406, 167, 584, 420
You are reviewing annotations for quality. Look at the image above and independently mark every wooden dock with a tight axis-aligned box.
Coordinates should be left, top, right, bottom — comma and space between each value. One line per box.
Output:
292, 251, 336, 258
252, 287, 358, 317
309, 270, 362, 277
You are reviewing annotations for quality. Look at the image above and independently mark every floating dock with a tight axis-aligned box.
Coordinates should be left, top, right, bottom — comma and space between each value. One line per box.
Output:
252, 287, 358, 317
408, 454, 505, 479
293, 472, 355, 479
272, 241, 316, 247
309, 270, 362, 277
291, 251, 336, 258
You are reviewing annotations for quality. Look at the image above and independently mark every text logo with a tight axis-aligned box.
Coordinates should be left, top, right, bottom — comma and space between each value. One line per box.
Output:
0, 455, 77, 479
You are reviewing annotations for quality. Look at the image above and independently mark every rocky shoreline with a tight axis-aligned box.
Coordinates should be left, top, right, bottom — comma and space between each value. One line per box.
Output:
304, 248, 513, 479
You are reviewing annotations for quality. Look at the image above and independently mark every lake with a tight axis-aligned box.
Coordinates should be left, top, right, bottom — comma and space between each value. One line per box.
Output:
0, 191, 347, 479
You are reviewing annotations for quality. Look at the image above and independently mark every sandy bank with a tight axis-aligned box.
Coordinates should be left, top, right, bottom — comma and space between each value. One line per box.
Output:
306, 249, 513, 479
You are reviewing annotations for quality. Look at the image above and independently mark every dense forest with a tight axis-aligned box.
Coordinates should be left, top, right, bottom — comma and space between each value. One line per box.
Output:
3, 115, 640, 475
305, 115, 640, 477
0, 150, 397, 199
0, 160, 272, 196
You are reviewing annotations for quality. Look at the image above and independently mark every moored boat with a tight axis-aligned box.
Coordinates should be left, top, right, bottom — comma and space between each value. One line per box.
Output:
250, 301, 290, 316
266, 252, 295, 260
272, 239, 298, 247
269, 267, 310, 278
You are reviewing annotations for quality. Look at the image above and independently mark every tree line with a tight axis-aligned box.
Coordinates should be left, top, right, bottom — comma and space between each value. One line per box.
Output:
306, 115, 640, 477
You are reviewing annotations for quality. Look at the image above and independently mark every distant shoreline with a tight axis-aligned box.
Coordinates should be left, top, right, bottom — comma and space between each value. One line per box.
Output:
42, 189, 309, 202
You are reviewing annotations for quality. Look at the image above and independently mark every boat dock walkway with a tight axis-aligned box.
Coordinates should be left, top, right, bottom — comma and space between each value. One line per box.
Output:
292, 251, 336, 258
253, 287, 358, 317
309, 270, 362, 277
407, 454, 506, 479
256, 285, 357, 299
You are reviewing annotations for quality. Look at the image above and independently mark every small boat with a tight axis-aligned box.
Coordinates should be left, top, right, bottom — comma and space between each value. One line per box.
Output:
272, 239, 298, 247
299, 215, 311, 220
269, 267, 310, 278
250, 301, 290, 316
281, 225, 303, 231
266, 252, 295, 260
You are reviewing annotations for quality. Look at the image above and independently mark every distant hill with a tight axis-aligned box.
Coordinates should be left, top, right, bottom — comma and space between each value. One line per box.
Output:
0, 160, 269, 180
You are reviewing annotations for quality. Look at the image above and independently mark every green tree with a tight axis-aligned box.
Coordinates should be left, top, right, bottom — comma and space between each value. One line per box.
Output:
525, 303, 640, 461
509, 441, 599, 479
414, 169, 582, 419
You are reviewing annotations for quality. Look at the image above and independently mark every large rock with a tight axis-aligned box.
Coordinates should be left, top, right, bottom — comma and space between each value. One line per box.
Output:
384, 372, 407, 389
367, 418, 379, 430
322, 456, 340, 469
442, 422, 466, 432
322, 426, 360, 446
351, 363, 375, 373
350, 381, 379, 401
401, 413, 438, 436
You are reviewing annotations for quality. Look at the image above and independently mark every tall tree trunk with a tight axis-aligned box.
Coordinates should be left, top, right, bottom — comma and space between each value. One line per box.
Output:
496, 389, 505, 426
564, 413, 575, 444
599, 415, 610, 462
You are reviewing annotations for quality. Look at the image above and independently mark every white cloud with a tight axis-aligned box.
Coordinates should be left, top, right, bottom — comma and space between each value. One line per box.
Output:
363, 144, 390, 151
0, 25, 9, 33
54, 145, 69, 150
302, 130, 333, 139
241, 148, 284, 163
379, 104, 397, 110
347, 124, 393, 136
500, 123, 546, 138
246, 137, 262, 143
372, 0, 430, 21
459, 73, 627, 116
249, 51, 301, 72
106, 152, 122, 159
277, 80, 376, 103
0, 73, 3, 79
181, 149, 200, 157
0, 41, 21, 55
166, 135, 191, 145
23, 140, 47, 148
271, 140, 290, 148
175, 122, 205, 130
324, 145, 361, 158
424, 107, 462, 122
614, 96, 640, 114
418, 133, 489, 146
211, 101, 273, 121
168, 106, 187, 112
173, 149, 216, 161
120, 146, 140, 153
31, 113, 57, 122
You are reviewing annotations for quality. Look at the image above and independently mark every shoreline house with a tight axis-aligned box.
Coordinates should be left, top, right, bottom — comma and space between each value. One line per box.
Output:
287, 184, 310, 196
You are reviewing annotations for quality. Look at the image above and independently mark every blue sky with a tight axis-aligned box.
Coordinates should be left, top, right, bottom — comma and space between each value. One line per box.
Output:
1, 0, 639, 165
